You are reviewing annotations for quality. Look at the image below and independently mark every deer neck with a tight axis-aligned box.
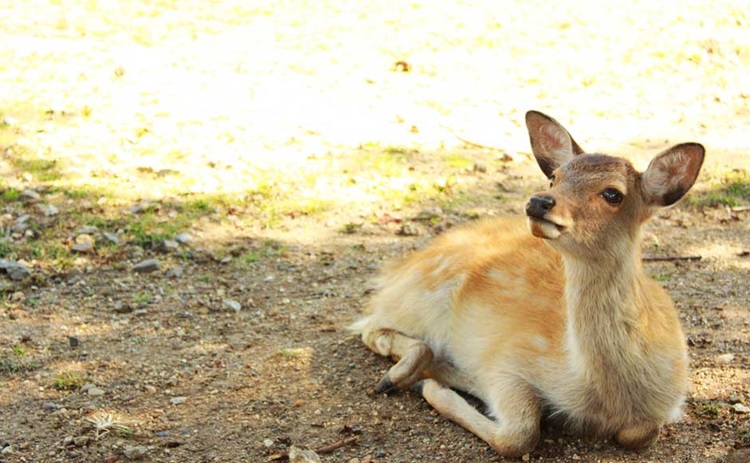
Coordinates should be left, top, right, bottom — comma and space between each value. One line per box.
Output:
562, 239, 647, 370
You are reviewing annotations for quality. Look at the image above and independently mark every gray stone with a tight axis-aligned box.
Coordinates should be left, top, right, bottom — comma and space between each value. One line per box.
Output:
37, 203, 59, 216
165, 266, 183, 279
733, 403, 750, 414
223, 299, 241, 312
175, 233, 193, 244
71, 242, 94, 253
161, 240, 179, 252
170, 396, 187, 405
75, 226, 99, 236
123, 445, 148, 460
20, 190, 41, 202
102, 232, 120, 245
133, 259, 160, 273
129, 201, 153, 214
87, 386, 105, 396
0, 260, 31, 281
42, 402, 62, 411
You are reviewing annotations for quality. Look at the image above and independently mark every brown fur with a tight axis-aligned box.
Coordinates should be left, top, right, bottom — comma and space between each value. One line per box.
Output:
351, 111, 704, 457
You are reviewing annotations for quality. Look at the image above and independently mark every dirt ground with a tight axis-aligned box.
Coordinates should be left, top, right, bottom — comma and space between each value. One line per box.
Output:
1, 1, 750, 462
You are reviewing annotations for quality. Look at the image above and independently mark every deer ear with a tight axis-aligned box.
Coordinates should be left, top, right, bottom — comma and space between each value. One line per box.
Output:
525, 111, 585, 178
642, 143, 705, 207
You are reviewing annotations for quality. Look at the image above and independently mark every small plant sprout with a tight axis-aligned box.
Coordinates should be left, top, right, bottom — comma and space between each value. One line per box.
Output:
85, 412, 132, 439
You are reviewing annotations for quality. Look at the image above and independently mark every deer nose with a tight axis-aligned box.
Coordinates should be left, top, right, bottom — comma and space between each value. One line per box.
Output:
526, 195, 556, 219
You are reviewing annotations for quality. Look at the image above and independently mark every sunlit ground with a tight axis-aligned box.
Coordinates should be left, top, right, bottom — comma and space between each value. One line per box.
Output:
1, 0, 749, 208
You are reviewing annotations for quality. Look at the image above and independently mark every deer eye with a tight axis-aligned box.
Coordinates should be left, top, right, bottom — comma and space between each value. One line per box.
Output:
549, 175, 556, 188
601, 188, 623, 205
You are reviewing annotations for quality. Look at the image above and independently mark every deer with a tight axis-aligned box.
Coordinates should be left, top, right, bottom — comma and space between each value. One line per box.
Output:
350, 111, 704, 457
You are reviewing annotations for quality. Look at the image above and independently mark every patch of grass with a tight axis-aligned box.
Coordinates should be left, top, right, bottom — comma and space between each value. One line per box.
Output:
695, 402, 720, 419
132, 292, 152, 305
2, 188, 21, 201
126, 218, 174, 248
1, 349, 39, 374
11, 345, 26, 357
31, 242, 71, 261
443, 153, 473, 169
10, 156, 62, 182
689, 169, 750, 207
53, 371, 87, 391
238, 251, 261, 265
0, 240, 15, 259
651, 273, 671, 282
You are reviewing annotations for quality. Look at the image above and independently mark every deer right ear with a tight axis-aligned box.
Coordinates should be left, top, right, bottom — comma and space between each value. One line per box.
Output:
525, 111, 585, 178
642, 143, 705, 208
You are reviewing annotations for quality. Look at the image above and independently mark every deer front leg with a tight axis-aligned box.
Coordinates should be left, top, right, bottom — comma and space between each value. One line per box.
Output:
616, 421, 661, 449
416, 377, 541, 458
362, 328, 434, 393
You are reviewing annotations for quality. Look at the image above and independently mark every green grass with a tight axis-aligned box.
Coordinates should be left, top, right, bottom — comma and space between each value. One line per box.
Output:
52, 371, 87, 391
651, 273, 671, 282
0, 345, 39, 374
0, 240, 15, 259
2, 188, 21, 201
10, 156, 62, 182
689, 169, 750, 207
443, 153, 473, 169
132, 292, 152, 304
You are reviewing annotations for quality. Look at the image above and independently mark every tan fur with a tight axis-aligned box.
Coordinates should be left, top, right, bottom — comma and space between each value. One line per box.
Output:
351, 111, 705, 457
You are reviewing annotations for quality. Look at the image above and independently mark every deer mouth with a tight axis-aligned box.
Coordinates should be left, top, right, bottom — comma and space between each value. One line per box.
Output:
527, 216, 565, 239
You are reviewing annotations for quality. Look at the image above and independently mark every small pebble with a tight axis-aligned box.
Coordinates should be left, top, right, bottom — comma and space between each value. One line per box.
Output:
87, 387, 105, 396
133, 259, 160, 273
717, 353, 735, 363
175, 233, 193, 244
223, 299, 241, 312
733, 403, 750, 414
161, 240, 179, 252
71, 242, 94, 253
37, 203, 59, 216
123, 445, 148, 460
263, 438, 274, 448
165, 266, 183, 279
20, 190, 42, 202
103, 232, 120, 245
69, 336, 80, 348
170, 396, 187, 405
42, 402, 62, 411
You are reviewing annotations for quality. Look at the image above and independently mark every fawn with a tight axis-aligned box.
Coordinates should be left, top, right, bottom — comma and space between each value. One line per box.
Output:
351, 111, 704, 457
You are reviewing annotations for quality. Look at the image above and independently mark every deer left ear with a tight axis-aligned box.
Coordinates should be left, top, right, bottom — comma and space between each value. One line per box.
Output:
641, 143, 705, 207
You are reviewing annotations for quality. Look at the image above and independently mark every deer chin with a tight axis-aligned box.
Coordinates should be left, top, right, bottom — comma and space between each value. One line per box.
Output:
528, 217, 565, 240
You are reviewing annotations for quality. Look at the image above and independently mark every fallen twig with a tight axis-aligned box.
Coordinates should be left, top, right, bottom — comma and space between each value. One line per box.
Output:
267, 436, 358, 461
643, 256, 702, 262
731, 206, 750, 212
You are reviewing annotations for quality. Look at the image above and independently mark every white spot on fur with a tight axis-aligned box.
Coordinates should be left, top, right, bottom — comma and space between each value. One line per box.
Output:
431, 255, 453, 277
530, 335, 549, 351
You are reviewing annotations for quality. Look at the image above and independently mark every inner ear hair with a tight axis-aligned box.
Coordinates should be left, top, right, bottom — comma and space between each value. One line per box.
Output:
642, 143, 705, 207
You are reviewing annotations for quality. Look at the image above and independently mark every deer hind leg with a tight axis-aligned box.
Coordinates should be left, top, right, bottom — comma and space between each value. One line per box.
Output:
415, 377, 541, 458
616, 421, 661, 449
362, 328, 434, 393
